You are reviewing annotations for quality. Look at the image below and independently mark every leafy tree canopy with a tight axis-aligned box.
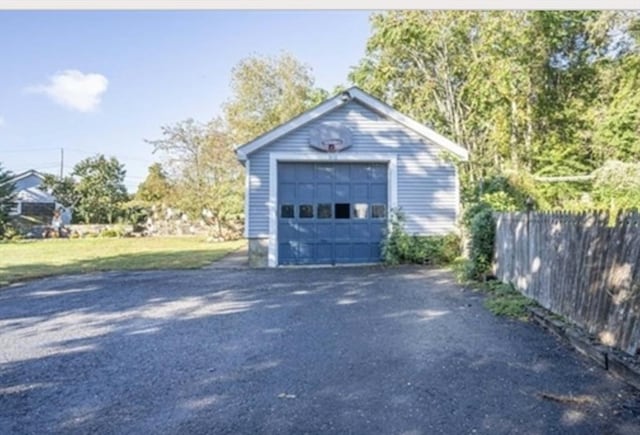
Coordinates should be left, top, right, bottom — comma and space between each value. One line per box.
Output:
223, 52, 328, 144
134, 163, 174, 205
72, 155, 128, 224
351, 11, 640, 209
0, 163, 16, 237
41, 174, 79, 209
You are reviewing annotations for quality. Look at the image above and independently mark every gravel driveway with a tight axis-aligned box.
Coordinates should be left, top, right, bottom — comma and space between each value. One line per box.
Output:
1, 266, 639, 434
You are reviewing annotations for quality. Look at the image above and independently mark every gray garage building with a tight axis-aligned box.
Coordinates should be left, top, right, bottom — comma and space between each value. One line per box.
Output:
235, 87, 468, 267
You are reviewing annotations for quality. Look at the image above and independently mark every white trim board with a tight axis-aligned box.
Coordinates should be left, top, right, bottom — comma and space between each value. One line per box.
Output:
243, 160, 250, 238
235, 87, 469, 162
267, 152, 398, 268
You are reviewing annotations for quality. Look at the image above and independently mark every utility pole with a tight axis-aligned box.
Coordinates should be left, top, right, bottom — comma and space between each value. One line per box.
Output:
60, 147, 64, 179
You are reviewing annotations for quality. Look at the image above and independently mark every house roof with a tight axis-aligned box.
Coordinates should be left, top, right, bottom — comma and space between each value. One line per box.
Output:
2, 169, 47, 185
15, 186, 56, 203
234, 86, 469, 162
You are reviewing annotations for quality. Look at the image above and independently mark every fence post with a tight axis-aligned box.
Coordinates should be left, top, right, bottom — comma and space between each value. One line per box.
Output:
525, 197, 534, 291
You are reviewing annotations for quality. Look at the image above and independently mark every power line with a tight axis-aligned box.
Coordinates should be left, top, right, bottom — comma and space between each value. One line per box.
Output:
0, 147, 66, 153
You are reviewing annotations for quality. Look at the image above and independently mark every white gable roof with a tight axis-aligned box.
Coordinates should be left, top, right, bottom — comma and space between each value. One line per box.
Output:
235, 87, 469, 162
15, 186, 56, 203
4, 169, 46, 185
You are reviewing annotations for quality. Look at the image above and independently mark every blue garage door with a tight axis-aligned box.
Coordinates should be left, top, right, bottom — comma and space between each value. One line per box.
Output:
278, 162, 388, 265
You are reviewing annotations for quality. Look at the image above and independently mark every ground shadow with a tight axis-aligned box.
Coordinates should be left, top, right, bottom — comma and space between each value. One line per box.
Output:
1, 266, 639, 434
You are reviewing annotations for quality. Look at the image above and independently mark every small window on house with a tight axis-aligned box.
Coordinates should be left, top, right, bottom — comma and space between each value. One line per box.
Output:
281, 204, 294, 218
299, 204, 314, 218
335, 203, 350, 219
353, 203, 368, 219
318, 204, 332, 219
371, 204, 386, 219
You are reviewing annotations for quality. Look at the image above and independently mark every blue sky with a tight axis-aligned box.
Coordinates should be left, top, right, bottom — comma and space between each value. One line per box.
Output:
0, 11, 372, 191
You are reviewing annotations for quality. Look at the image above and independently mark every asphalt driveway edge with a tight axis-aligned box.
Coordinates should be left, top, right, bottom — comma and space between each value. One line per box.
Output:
528, 305, 640, 391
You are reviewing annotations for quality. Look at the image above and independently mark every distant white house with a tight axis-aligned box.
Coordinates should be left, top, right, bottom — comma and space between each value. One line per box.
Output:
3, 170, 72, 224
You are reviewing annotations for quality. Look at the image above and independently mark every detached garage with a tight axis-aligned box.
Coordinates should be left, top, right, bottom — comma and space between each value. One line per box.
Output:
235, 87, 468, 267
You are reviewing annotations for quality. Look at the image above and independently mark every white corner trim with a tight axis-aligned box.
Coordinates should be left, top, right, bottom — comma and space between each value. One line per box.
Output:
236, 148, 248, 161
243, 160, 250, 238
268, 155, 278, 267
388, 156, 398, 210
267, 152, 398, 268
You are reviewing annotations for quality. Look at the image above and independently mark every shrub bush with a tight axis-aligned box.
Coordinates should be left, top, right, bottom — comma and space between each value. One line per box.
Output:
464, 205, 496, 280
1, 224, 21, 241
98, 226, 125, 238
460, 173, 540, 282
382, 209, 461, 265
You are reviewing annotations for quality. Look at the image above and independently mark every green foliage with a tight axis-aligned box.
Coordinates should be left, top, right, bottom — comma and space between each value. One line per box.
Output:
41, 174, 79, 208
470, 172, 543, 210
1, 224, 22, 241
382, 209, 461, 265
98, 226, 126, 238
465, 206, 496, 281
147, 119, 244, 239
591, 56, 640, 163
483, 281, 535, 319
135, 163, 173, 204
459, 171, 546, 282
118, 202, 149, 232
592, 160, 640, 213
72, 155, 129, 224
352, 11, 640, 209
0, 163, 16, 239
148, 53, 328, 240
223, 52, 327, 144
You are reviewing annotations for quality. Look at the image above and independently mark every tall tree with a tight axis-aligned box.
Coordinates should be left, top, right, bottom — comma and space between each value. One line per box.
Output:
41, 174, 80, 208
351, 11, 639, 207
223, 52, 328, 144
72, 155, 128, 224
135, 163, 174, 204
147, 118, 244, 238
590, 55, 640, 163
0, 163, 16, 238
147, 52, 327, 237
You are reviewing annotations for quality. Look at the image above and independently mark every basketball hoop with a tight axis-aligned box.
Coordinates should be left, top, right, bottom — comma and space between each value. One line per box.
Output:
309, 123, 352, 153
322, 138, 343, 153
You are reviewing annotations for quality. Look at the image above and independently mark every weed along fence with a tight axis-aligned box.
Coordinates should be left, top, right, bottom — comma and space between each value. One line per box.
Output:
494, 211, 640, 355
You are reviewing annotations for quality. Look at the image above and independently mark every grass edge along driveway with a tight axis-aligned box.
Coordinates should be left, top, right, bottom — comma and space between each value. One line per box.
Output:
0, 237, 245, 286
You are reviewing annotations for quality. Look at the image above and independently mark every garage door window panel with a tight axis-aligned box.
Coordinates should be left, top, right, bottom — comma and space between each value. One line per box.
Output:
281, 204, 294, 218
299, 204, 314, 218
353, 203, 368, 219
371, 204, 386, 219
318, 204, 332, 219
335, 203, 350, 219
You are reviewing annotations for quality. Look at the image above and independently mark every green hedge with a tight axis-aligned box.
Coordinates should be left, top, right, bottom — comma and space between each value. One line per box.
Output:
382, 210, 461, 265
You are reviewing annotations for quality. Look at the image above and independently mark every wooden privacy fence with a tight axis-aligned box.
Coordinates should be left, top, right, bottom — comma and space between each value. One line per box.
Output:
494, 211, 640, 355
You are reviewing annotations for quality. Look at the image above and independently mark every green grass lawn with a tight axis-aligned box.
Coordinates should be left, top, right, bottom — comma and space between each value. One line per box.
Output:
0, 237, 245, 285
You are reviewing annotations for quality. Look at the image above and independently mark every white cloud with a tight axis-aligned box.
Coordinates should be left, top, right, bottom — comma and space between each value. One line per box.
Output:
27, 70, 108, 112
0, 116, 4, 127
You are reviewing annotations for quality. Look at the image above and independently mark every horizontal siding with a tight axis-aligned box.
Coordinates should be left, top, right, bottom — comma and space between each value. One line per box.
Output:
14, 175, 42, 191
247, 101, 459, 238
398, 159, 457, 235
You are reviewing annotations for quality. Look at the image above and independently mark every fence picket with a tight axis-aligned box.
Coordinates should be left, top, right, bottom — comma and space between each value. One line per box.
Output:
494, 211, 640, 355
